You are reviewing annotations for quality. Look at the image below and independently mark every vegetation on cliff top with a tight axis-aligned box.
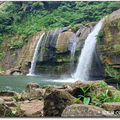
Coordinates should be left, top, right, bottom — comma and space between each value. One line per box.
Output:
0, 1, 120, 47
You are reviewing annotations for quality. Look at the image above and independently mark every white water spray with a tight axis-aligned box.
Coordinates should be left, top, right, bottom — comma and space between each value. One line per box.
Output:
27, 33, 45, 76
73, 18, 105, 81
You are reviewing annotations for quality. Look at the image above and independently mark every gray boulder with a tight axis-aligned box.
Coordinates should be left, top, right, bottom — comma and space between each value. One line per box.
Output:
43, 89, 83, 117
21, 81, 46, 101
61, 104, 113, 117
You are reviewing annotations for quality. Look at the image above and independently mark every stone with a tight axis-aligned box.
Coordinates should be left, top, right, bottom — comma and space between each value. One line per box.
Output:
20, 100, 44, 117
56, 31, 74, 53
5, 69, 13, 75
0, 91, 17, 96
0, 98, 12, 117
13, 71, 21, 76
107, 85, 120, 96
0, 71, 5, 75
42, 84, 73, 97
102, 102, 120, 111
21, 82, 46, 101
61, 104, 113, 117
43, 89, 83, 117
69, 80, 109, 98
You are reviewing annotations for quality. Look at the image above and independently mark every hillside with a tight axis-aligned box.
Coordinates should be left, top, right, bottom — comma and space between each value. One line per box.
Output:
0, 1, 120, 45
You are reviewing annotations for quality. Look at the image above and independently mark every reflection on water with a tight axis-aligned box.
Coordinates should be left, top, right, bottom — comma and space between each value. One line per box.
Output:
0, 75, 119, 93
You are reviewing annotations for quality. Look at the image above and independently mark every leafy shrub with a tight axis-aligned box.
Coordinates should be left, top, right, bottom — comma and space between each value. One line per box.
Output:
10, 41, 23, 50
0, 51, 6, 60
114, 44, 120, 55
0, 33, 3, 44
96, 30, 104, 43
104, 62, 120, 82
19, 61, 22, 65
73, 85, 92, 105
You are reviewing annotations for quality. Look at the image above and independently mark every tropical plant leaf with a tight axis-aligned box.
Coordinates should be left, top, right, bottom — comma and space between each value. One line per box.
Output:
83, 97, 90, 105
78, 95, 84, 98
80, 87, 85, 93
12, 110, 17, 114
73, 97, 81, 103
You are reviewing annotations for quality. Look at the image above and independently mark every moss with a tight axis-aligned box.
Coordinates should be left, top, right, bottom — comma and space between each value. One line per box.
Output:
96, 30, 104, 43
114, 44, 120, 55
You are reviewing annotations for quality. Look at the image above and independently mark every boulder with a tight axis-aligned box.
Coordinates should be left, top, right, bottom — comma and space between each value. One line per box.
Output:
107, 85, 120, 96
43, 89, 83, 117
0, 91, 17, 96
21, 82, 46, 101
69, 80, 108, 98
61, 104, 113, 117
42, 84, 73, 97
20, 100, 44, 117
12, 71, 22, 76
102, 102, 120, 111
56, 31, 74, 53
0, 98, 12, 117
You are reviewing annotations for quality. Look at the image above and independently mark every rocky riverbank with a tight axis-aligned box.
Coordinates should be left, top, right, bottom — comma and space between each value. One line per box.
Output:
0, 80, 120, 117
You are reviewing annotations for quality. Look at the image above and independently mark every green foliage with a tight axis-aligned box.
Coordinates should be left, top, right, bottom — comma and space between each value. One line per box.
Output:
92, 89, 111, 107
69, 25, 79, 33
12, 110, 17, 115
100, 81, 108, 90
0, 33, 3, 45
73, 85, 92, 105
96, 30, 104, 43
0, 67, 2, 71
0, 51, 6, 60
107, 2, 120, 14
92, 89, 120, 107
117, 22, 120, 31
114, 44, 120, 55
19, 61, 22, 65
117, 83, 119, 90
0, 1, 120, 45
104, 63, 120, 82
10, 41, 23, 50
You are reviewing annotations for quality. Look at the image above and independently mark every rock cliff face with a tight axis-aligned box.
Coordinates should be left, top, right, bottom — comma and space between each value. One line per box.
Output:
97, 9, 120, 81
0, 22, 97, 75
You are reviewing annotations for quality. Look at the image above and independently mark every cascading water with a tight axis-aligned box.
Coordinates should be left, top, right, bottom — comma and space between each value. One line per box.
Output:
73, 18, 105, 81
27, 33, 45, 76
70, 42, 77, 73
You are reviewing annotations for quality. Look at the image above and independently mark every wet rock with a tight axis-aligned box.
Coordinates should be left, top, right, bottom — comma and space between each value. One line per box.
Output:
43, 89, 83, 117
13, 71, 22, 76
21, 82, 46, 101
61, 104, 113, 117
102, 102, 120, 111
0, 98, 12, 117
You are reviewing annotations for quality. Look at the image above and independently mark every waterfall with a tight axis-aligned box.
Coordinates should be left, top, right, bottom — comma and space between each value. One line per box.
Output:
27, 33, 45, 76
73, 18, 104, 81
70, 42, 77, 73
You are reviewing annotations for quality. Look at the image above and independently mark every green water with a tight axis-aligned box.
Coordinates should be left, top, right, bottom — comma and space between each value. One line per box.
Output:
0, 75, 119, 93
0, 75, 67, 93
